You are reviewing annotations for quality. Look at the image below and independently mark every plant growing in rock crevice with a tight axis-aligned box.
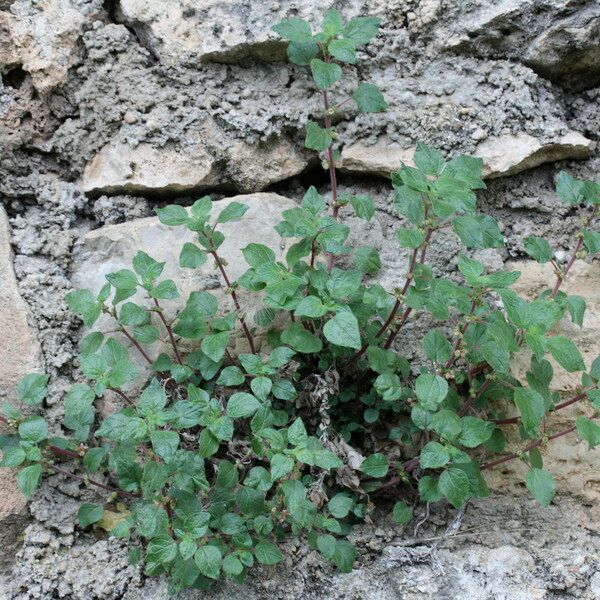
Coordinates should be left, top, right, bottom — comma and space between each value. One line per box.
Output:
1, 10, 600, 593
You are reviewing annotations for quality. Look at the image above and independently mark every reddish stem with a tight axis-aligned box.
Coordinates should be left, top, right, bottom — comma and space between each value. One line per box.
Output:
153, 299, 184, 365
109, 387, 135, 407
44, 461, 139, 498
210, 251, 256, 354
492, 390, 589, 426
119, 326, 154, 365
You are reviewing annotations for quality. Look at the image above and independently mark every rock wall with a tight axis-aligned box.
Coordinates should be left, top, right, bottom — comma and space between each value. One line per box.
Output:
0, 0, 599, 598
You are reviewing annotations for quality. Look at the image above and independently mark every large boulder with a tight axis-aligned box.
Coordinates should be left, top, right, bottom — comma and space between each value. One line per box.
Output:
70, 193, 297, 387
0, 206, 43, 568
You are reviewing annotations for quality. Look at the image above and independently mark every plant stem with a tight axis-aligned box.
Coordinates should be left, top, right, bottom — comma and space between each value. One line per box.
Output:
43, 461, 139, 498
551, 206, 597, 298
321, 53, 340, 273
109, 387, 135, 407
210, 250, 256, 354
152, 299, 184, 365
119, 326, 154, 366
492, 390, 590, 426
480, 415, 598, 470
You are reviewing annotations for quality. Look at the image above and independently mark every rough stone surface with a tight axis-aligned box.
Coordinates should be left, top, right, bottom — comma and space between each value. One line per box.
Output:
442, 0, 600, 91
339, 131, 595, 179
1, 0, 600, 596
0, 206, 42, 563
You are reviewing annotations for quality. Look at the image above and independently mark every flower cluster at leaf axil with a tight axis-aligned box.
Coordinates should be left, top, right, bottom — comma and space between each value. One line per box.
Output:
1, 10, 600, 594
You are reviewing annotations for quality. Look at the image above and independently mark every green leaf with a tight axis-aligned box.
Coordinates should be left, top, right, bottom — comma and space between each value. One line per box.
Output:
287, 41, 319, 65
281, 323, 323, 353
524, 236, 553, 263
352, 83, 387, 113
295, 296, 328, 318
353, 246, 381, 274
227, 392, 261, 419
576, 416, 600, 449
198, 429, 219, 457
323, 311, 361, 349
217, 202, 248, 224
396, 227, 425, 249
392, 501, 413, 525
316, 534, 337, 559
0, 446, 26, 467
78, 503, 104, 527
18, 416, 48, 443
236, 486, 265, 517
459, 417, 495, 448
414, 143, 444, 176
250, 377, 272, 401
328, 493, 353, 518
350, 195, 375, 220
156, 204, 189, 226
343, 16, 380, 45
556, 171, 584, 205
132, 251, 164, 283
139, 379, 167, 416
118, 302, 148, 326
359, 453, 389, 478
255, 541, 283, 565
438, 468, 470, 508
582, 229, 600, 254
16, 464, 42, 499
194, 545, 222, 580
150, 430, 180, 461
272, 17, 313, 42
271, 453, 294, 479
201, 332, 229, 363
453, 215, 503, 249
418, 475, 443, 502
310, 58, 342, 90
179, 243, 208, 268
223, 555, 244, 577
106, 269, 138, 290
305, 121, 333, 152
414, 374, 448, 411
525, 468, 555, 507
333, 540, 356, 572
242, 243, 276, 268
149, 279, 179, 300
547, 336, 585, 372
420, 442, 451, 469
513, 388, 545, 437
566, 295, 586, 327
17, 374, 49, 405
65, 289, 101, 326
423, 329, 452, 364
217, 366, 245, 387
328, 38, 356, 63
287, 418, 308, 447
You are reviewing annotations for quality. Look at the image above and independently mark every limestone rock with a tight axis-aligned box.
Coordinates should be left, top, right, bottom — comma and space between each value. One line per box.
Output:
339, 131, 595, 179
80, 132, 309, 196
226, 139, 310, 193
70, 193, 296, 386
0, 0, 102, 93
79, 135, 221, 196
475, 132, 596, 179
0, 206, 43, 566
443, 0, 600, 91
339, 140, 415, 178
115, 0, 365, 66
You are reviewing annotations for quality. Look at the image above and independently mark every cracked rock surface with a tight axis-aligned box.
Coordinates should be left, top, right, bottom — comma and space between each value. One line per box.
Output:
0, 0, 599, 597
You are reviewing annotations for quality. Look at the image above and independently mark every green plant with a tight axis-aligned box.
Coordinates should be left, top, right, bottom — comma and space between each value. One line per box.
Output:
1, 9, 600, 594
